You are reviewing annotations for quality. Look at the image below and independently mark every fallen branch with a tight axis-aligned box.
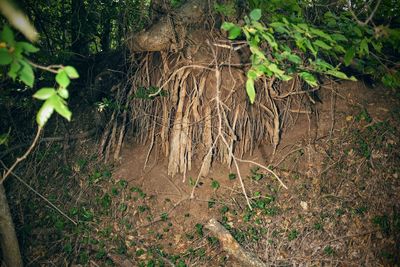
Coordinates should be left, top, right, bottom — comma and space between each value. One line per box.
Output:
205, 218, 267, 267
0, 128, 97, 160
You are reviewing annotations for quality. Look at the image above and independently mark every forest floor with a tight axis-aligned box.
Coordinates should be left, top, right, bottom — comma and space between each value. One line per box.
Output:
8, 81, 400, 266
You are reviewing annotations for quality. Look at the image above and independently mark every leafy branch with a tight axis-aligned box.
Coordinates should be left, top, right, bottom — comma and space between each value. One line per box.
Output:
222, 7, 400, 103
0, 24, 79, 183
0, 25, 79, 127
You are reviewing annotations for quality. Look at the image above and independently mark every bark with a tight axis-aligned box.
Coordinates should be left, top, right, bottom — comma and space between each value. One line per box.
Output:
0, 184, 23, 267
127, 0, 208, 52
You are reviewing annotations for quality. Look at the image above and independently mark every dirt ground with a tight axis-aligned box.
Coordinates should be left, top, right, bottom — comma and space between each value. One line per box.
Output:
10, 80, 400, 266
105, 80, 399, 266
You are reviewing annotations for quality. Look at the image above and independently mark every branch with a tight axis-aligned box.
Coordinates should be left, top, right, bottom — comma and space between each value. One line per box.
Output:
347, 0, 382, 26
0, 161, 77, 225
0, 127, 42, 184
205, 218, 267, 267
27, 60, 63, 74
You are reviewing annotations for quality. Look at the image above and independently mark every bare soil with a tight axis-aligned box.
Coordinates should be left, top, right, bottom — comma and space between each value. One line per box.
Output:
107, 80, 400, 266
11, 80, 400, 266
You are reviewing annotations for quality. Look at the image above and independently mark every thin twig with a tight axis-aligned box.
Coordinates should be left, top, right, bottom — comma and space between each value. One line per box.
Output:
347, 0, 382, 26
0, 161, 77, 225
1, 127, 42, 184
26, 60, 62, 74
236, 158, 288, 189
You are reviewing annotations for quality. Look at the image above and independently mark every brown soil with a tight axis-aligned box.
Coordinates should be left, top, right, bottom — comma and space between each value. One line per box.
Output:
13, 80, 400, 267
108, 80, 400, 266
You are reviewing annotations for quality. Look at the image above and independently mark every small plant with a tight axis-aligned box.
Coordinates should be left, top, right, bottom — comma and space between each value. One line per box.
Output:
100, 193, 112, 209
355, 109, 372, 123
354, 206, 368, 216
138, 205, 148, 213
372, 214, 390, 235
323, 246, 334, 255
228, 173, 236, 180
160, 212, 169, 221
207, 236, 219, 246
220, 205, 229, 214
288, 229, 299, 241
250, 167, 263, 181
189, 177, 203, 188
335, 208, 345, 216
313, 222, 323, 231
118, 179, 128, 189
208, 198, 216, 208
118, 203, 127, 212
211, 179, 220, 190
195, 223, 204, 237
264, 206, 279, 216
243, 209, 254, 222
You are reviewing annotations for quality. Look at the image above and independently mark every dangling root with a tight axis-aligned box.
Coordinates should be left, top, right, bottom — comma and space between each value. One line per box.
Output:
99, 31, 316, 208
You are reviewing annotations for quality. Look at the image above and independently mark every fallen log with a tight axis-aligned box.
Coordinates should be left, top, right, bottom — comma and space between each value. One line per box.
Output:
205, 218, 267, 267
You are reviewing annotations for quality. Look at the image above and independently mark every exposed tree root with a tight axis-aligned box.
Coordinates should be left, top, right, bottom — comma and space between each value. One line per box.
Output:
99, 30, 315, 206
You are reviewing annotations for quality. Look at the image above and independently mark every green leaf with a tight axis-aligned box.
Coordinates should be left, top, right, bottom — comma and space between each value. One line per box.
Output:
0, 132, 10, 146
8, 61, 20, 80
56, 70, 70, 88
247, 69, 258, 79
299, 72, 318, 87
310, 28, 333, 42
359, 38, 369, 56
249, 9, 262, 21
211, 180, 220, 190
58, 87, 69, 99
344, 47, 355, 66
221, 22, 235, 31
49, 95, 72, 121
36, 99, 54, 127
286, 53, 302, 64
313, 40, 332, 50
33, 87, 56, 100
269, 22, 285, 28
331, 33, 348, 42
18, 42, 39, 53
228, 26, 241, 39
270, 22, 289, 34
246, 78, 256, 104
19, 60, 34, 87
0, 50, 12, 65
1, 26, 14, 45
334, 45, 346, 53
371, 41, 382, 53
261, 32, 278, 50
304, 39, 317, 55
249, 45, 266, 60
268, 63, 285, 77
312, 59, 334, 72
64, 66, 79, 79
326, 70, 357, 81
353, 26, 362, 37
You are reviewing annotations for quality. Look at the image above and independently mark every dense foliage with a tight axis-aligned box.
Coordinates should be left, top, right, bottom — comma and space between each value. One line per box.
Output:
221, 0, 400, 102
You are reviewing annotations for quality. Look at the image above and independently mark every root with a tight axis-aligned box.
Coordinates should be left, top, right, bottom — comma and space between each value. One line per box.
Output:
99, 31, 316, 206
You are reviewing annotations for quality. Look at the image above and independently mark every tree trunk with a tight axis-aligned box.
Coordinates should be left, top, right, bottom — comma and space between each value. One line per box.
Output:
71, 0, 89, 55
0, 184, 23, 267
127, 0, 208, 52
